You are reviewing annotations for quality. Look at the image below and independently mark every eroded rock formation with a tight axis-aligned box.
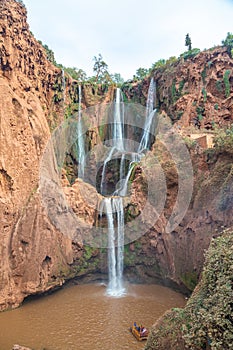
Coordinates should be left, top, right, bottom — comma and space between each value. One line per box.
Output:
123, 48, 233, 128
0, 0, 232, 312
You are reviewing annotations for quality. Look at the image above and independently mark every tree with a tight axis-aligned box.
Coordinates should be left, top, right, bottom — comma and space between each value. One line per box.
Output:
38, 41, 57, 65
133, 67, 149, 81
151, 59, 166, 71
185, 33, 192, 51
222, 32, 233, 56
111, 73, 124, 86
93, 54, 109, 83
65, 67, 87, 81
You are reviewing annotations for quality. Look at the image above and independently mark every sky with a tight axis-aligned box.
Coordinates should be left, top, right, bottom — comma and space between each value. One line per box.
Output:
22, 0, 233, 80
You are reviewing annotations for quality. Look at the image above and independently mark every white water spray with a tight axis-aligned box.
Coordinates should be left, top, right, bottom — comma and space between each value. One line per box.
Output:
138, 77, 156, 153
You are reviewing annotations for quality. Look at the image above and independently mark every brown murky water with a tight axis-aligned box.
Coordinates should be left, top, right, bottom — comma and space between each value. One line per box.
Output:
0, 283, 186, 350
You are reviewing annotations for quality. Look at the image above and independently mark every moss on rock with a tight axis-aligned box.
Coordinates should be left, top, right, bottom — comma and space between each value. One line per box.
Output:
145, 228, 233, 350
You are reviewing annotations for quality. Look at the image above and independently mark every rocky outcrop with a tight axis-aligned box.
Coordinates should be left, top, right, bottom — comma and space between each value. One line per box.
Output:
123, 47, 233, 129
122, 136, 233, 292
0, 0, 75, 310
0, 0, 233, 312
0, 0, 104, 310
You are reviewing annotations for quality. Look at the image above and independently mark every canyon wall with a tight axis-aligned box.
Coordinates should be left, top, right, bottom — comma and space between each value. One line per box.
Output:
0, 0, 233, 311
0, 0, 109, 310
123, 47, 233, 129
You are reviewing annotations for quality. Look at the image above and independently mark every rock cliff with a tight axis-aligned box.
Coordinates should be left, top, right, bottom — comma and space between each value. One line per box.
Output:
0, 0, 232, 312
123, 47, 233, 129
0, 0, 106, 310
0, 0, 74, 310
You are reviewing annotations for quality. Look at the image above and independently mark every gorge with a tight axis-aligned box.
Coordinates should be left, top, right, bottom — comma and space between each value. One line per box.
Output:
0, 0, 233, 349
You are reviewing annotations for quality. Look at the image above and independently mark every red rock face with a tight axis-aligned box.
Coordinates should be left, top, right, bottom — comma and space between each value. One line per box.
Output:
0, 0, 77, 310
0, 0, 113, 310
124, 47, 233, 129
0, 0, 233, 311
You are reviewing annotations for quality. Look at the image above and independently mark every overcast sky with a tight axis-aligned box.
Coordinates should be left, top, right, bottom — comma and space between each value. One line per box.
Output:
22, 0, 233, 80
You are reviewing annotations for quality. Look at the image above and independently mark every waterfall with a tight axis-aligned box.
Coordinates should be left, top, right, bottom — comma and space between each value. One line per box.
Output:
100, 147, 116, 195
77, 85, 85, 178
138, 77, 156, 153
99, 87, 126, 296
114, 153, 142, 197
99, 81, 156, 297
100, 197, 125, 296
112, 88, 124, 151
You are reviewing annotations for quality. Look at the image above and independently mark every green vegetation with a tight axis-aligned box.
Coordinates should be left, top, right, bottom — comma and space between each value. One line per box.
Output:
69, 245, 100, 277
201, 66, 207, 84
180, 271, 198, 291
215, 80, 223, 92
92, 53, 110, 83
185, 33, 192, 51
196, 105, 204, 121
222, 32, 233, 57
223, 70, 231, 98
111, 73, 124, 86
64, 67, 87, 81
202, 88, 207, 102
16, 0, 25, 7
171, 79, 177, 103
133, 67, 150, 81
213, 125, 233, 154
37, 31, 233, 88
145, 229, 233, 350
38, 41, 57, 65
180, 48, 200, 60
183, 230, 233, 349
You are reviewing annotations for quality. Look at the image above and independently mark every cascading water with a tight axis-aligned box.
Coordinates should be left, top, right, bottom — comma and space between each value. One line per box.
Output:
100, 88, 126, 296
77, 85, 85, 179
112, 88, 124, 151
100, 79, 156, 297
100, 197, 125, 296
100, 147, 116, 195
138, 77, 156, 153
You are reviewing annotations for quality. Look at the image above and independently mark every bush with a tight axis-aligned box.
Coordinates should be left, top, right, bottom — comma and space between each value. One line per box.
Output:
222, 32, 233, 56
180, 48, 200, 60
16, 0, 25, 7
183, 230, 233, 349
213, 126, 233, 154
223, 70, 231, 98
145, 229, 233, 350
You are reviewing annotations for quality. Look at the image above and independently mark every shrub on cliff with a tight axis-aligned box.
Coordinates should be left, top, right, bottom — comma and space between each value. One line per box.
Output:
183, 229, 233, 349
222, 32, 233, 57
213, 125, 233, 154
145, 229, 233, 350
16, 0, 25, 7
180, 48, 201, 60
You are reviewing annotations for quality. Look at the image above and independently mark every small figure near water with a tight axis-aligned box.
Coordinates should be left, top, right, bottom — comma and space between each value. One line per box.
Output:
130, 322, 149, 341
